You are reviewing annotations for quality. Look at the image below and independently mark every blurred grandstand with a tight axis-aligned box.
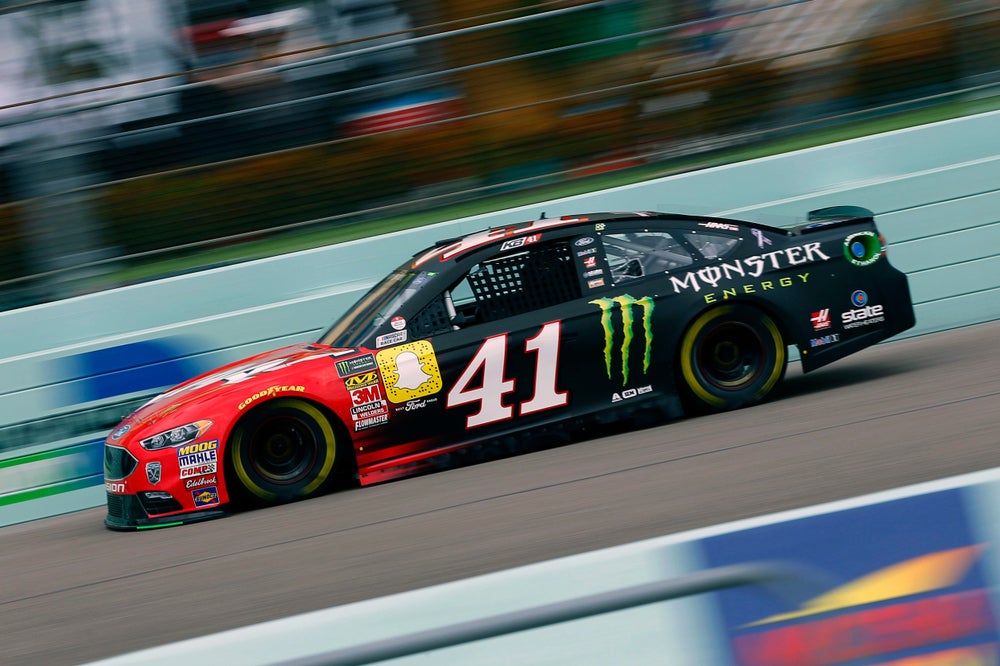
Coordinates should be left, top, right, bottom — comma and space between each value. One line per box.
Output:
0, 0, 997, 309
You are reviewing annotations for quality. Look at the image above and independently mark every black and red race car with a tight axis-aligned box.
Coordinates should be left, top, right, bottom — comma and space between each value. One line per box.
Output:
104, 207, 914, 529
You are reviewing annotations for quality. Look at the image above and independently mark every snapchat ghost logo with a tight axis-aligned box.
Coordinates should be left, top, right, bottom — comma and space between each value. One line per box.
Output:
376, 341, 442, 403
393, 351, 430, 390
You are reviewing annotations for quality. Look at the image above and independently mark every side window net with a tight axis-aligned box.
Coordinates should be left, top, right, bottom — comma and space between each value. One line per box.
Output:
467, 242, 581, 322
603, 232, 693, 284
409, 294, 454, 338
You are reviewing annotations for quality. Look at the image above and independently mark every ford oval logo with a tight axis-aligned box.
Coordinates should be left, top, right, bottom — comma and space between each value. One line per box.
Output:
110, 424, 131, 440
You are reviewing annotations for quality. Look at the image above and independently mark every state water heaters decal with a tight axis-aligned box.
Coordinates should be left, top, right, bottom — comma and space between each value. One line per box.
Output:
700, 488, 999, 666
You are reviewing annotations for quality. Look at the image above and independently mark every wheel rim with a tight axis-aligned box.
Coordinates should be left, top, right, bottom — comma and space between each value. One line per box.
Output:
697, 321, 765, 390
247, 415, 318, 485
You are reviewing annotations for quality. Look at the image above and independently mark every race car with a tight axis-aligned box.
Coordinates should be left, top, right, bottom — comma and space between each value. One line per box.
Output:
104, 206, 915, 529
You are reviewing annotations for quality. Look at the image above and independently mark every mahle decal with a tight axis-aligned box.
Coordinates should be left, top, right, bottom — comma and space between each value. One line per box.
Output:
590, 295, 654, 386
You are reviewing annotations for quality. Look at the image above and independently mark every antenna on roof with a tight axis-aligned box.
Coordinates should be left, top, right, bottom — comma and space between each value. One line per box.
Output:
539, 211, 546, 219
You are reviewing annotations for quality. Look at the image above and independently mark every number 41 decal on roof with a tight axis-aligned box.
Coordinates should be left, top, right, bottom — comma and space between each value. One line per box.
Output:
447, 321, 568, 428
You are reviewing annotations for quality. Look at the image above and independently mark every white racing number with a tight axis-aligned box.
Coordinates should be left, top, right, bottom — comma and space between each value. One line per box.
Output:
447, 321, 568, 428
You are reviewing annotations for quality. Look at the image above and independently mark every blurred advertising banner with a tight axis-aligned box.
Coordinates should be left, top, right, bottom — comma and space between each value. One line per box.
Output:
701, 487, 1000, 665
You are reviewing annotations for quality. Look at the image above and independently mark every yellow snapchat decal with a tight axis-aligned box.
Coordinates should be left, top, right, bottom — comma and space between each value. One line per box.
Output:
375, 341, 443, 403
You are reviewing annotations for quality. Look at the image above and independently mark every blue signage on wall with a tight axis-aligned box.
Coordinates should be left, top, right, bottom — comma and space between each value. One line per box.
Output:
50, 337, 208, 405
700, 488, 999, 665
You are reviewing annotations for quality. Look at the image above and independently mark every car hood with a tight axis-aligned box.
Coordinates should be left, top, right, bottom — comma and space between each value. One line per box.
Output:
122, 343, 353, 430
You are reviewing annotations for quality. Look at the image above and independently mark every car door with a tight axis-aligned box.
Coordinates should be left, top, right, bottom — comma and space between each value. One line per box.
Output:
382, 236, 613, 453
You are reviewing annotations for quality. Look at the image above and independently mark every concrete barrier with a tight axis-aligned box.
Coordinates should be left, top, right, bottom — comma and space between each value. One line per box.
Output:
87, 466, 1000, 665
1, 110, 998, 523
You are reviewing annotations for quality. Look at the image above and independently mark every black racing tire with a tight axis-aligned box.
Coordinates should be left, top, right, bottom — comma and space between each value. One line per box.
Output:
678, 304, 787, 412
227, 398, 345, 504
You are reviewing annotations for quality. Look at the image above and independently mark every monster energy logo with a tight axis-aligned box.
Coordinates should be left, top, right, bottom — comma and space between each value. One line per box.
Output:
590, 295, 654, 386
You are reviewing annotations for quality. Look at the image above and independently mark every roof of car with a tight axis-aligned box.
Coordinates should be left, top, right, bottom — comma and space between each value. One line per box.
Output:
410, 211, 752, 268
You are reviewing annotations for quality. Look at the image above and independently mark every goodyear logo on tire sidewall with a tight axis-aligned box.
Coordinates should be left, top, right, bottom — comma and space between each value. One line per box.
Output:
375, 341, 443, 404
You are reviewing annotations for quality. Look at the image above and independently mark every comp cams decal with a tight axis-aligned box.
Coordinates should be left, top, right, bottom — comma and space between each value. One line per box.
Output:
177, 440, 218, 479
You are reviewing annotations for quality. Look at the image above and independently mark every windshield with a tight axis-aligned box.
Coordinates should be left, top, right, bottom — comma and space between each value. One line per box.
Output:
318, 267, 432, 348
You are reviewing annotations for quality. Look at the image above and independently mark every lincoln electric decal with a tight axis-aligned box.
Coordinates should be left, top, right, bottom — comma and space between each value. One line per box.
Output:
701, 488, 999, 665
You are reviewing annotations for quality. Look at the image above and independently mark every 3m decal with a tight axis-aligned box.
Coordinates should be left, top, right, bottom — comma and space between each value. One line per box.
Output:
349, 383, 389, 422
376, 341, 443, 404
447, 321, 568, 428
669, 243, 829, 294
590, 295, 654, 386
335, 354, 377, 378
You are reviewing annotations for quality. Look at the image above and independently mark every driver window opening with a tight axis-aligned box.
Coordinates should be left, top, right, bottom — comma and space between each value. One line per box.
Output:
603, 232, 693, 284
409, 241, 580, 336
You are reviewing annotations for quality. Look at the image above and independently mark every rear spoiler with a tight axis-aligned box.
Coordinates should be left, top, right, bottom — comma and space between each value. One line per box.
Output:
793, 206, 875, 234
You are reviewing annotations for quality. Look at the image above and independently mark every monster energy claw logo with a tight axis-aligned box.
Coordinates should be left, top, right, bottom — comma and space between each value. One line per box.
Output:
590, 295, 654, 386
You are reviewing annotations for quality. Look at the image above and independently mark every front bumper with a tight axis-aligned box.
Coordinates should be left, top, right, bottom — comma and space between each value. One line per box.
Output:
104, 492, 226, 530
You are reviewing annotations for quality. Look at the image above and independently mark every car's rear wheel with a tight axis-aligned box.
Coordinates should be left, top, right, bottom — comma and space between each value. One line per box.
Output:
228, 398, 346, 504
678, 304, 786, 411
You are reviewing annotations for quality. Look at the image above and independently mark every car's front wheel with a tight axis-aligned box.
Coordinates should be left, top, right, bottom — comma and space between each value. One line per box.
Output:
227, 398, 346, 504
678, 304, 787, 411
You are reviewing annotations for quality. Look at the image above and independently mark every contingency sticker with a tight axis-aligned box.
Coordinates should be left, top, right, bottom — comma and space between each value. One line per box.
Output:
375, 341, 443, 404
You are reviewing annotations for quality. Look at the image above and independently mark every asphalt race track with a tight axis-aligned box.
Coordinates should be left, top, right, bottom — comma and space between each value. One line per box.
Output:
2, 321, 998, 665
